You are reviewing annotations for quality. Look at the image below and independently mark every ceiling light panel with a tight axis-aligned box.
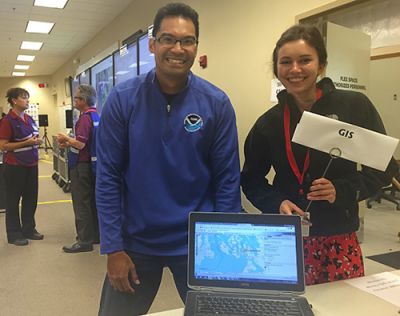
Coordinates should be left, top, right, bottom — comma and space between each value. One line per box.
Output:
12, 72, 26, 77
14, 65, 30, 70
34, 0, 69, 9
17, 55, 35, 62
21, 41, 43, 50
26, 21, 55, 34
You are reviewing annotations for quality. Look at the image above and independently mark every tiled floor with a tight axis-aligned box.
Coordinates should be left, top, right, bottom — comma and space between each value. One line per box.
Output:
0, 158, 399, 315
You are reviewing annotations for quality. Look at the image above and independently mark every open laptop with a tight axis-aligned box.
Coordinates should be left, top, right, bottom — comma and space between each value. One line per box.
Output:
184, 212, 314, 316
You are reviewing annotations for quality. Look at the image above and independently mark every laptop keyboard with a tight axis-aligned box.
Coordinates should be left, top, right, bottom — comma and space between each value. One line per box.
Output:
195, 295, 302, 316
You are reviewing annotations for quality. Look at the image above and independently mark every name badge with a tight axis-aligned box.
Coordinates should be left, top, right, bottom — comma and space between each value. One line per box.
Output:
301, 212, 312, 237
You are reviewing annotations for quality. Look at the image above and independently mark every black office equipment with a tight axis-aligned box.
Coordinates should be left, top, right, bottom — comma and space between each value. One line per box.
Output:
367, 251, 400, 269
38, 114, 48, 127
38, 114, 52, 153
65, 110, 73, 129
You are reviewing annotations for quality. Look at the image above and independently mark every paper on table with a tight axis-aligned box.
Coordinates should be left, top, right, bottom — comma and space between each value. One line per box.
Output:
292, 111, 399, 171
345, 271, 400, 307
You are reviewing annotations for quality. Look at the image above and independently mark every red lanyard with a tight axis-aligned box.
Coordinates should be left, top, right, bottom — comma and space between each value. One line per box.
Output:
284, 89, 322, 195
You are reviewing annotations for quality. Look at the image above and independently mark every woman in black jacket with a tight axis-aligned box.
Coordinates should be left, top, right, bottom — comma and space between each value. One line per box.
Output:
241, 24, 396, 285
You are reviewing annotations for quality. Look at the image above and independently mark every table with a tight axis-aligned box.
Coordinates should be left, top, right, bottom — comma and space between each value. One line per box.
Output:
147, 270, 400, 315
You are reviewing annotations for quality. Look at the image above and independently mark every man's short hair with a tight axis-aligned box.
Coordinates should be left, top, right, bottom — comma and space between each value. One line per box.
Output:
78, 84, 97, 106
152, 2, 199, 39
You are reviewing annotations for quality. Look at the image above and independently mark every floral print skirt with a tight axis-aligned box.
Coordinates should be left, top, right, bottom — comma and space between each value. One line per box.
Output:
303, 232, 364, 285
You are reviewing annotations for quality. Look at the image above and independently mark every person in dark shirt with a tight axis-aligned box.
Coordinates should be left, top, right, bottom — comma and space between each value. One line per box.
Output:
241, 24, 397, 285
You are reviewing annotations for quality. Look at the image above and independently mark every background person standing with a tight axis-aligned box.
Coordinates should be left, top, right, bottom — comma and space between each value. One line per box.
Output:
57, 84, 99, 253
0, 88, 43, 246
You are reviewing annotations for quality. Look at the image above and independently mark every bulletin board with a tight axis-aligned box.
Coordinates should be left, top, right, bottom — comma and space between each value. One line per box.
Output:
26, 103, 39, 126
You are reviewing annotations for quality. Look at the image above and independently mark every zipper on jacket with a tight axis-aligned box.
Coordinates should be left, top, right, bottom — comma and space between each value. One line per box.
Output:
163, 103, 172, 142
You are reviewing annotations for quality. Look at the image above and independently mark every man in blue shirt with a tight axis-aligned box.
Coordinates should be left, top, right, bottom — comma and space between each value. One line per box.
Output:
96, 3, 241, 315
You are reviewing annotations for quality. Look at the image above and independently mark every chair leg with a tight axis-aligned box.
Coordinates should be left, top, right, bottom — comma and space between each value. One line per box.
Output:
381, 195, 400, 209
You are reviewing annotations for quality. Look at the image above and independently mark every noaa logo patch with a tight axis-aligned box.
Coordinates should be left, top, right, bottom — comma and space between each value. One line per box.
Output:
184, 113, 203, 132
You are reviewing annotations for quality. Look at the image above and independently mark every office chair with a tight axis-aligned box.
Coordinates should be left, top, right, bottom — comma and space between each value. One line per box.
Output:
366, 164, 400, 211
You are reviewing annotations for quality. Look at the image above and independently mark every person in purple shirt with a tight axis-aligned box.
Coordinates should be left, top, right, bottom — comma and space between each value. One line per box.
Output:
0, 88, 43, 246
57, 84, 99, 253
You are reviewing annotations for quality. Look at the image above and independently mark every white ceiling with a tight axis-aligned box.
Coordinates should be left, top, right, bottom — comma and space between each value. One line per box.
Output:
0, 0, 134, 78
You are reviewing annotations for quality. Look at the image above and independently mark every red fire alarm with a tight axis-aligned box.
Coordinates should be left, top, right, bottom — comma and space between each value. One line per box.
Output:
38, 83, 48, 88
199, 55, 207, 68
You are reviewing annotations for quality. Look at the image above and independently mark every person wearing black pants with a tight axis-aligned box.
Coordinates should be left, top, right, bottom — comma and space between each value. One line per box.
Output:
57, 84, 99, 253
4, 165, 39, 242
0, 87, 44, 246
69, 162, 99, 249
0, 151, 5, 213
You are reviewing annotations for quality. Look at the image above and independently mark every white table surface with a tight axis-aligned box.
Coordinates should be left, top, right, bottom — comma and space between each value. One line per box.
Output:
147, 270, 400, 316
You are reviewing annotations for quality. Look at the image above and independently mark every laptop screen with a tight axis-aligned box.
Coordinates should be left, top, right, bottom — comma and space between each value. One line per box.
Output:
188, 212, 305, 294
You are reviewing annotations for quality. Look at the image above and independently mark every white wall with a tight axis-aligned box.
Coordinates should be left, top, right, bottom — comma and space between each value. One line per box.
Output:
369, 56, 400, 157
